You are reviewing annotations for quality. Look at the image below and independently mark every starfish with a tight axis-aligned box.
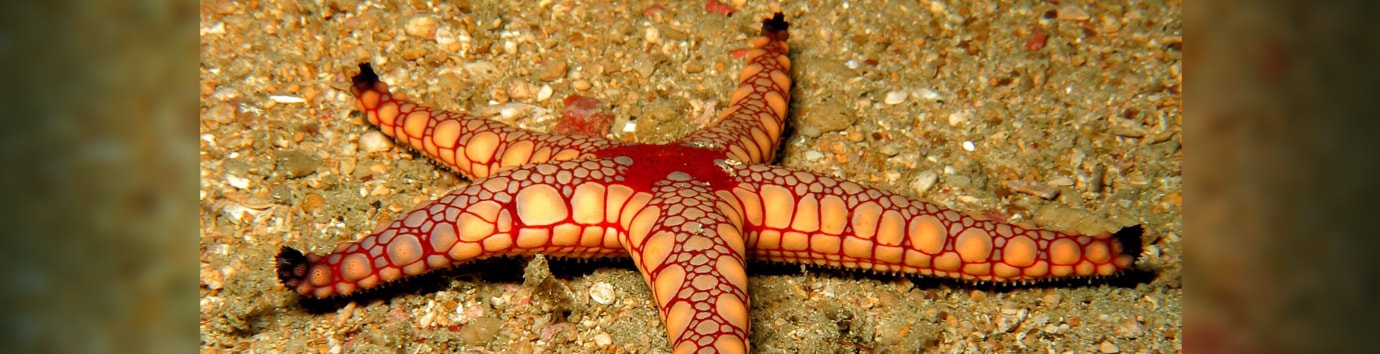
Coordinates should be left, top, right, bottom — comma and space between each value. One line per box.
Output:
276, 13, 1141, 354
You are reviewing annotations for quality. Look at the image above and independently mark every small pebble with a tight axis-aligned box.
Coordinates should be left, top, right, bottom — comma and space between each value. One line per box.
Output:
1042, 292, 1063, 309
1116, 318, 1145, 338
358, 130, 394, 153
301, 193, 325, 213
684, 61, 704, 74
803, 150, 824, 161
464, 61, 499, 80
1047, 176, 1075, 187
339, 143, 358, 158
1058, 5, 1091, 21
405, 15, 439, 39
883, 171, 901, 184
212, 87, 241, 101
497, 103, 532, 120
507, 81, 532, 100
539, 322, 570, 341
1099, 340, 1120, 353
206, 102, 236, 123
226, 174, 250, 189
536, 84, 553, 102
202, 22, 225, 35
913, 88, 943, 102
589, 282, 615, 305
1006, 180, 1059, 200
1098, 14, 1123, 33
911, 170, 938, 194
459, 317, 503, 346
593, 332, 613, 346
962, 141, 975, 151
883, 89, 908, 105
418, 311, 436, 329
269, 95, 305, 103
633, 58, 659, 78
538, 60, 568, 81
222, 202, 267, 223
573, 79, 591, 91
435, 25, 460, 50
1143, 244, 1161, 260
643, 26, 661, 45
948, 111, 970, 126
275, 150, 320, 178
927, 1, 946, 14
994, 308, 1027, 333
200, 267, 223, 290
459, 305, 485, 319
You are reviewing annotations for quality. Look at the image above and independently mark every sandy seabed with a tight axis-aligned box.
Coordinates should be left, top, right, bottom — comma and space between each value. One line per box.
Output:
199, 1, 1181, 352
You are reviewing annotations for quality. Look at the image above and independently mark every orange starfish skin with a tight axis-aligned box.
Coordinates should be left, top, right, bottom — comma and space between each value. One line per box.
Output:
725, 163, 1137, 281
276, 13, 1141, 354
350, 66, 625, 180
677, 16, 792, 165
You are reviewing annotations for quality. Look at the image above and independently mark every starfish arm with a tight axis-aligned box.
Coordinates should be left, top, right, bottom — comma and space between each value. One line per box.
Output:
622, 177, 751, 354
721, 164, 1142, 282
350, 63, 623, 179
678, 13, 792, 164
275, 158, 643, 298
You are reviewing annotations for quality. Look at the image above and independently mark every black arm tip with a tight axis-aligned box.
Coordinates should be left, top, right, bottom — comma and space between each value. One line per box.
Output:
1113, 225, 1145, 263
351, 63, 380, 93
275, 246, 310, 288
760, 12, 790, 41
